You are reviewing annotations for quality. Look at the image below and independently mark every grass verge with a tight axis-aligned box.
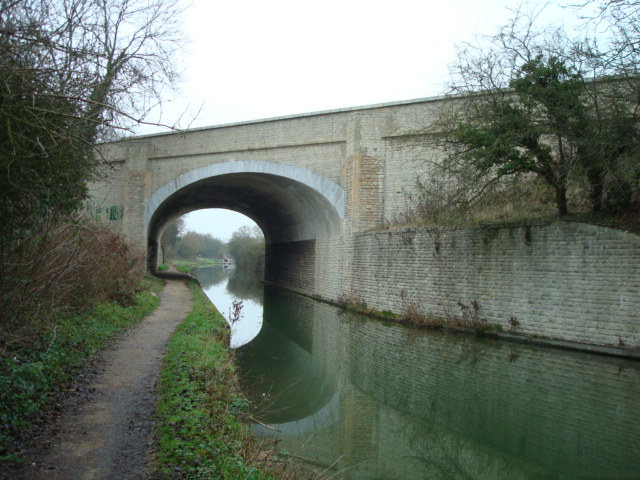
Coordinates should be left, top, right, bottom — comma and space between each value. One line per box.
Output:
0, 274, 164, 464
151, 280, 290, 479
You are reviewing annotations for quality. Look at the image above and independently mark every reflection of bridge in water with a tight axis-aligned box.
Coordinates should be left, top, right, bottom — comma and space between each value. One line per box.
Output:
253, 392, 340, 439
237, 286, 640, 480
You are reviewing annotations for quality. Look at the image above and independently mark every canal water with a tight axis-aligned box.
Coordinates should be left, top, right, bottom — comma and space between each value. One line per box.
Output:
193, 266, 640, 480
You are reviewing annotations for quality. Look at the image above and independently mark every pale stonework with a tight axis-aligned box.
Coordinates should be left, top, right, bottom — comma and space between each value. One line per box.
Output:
89, 97, 640, 349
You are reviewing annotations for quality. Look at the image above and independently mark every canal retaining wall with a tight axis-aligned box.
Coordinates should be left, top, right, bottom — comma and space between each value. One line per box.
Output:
342, 221, 640, 349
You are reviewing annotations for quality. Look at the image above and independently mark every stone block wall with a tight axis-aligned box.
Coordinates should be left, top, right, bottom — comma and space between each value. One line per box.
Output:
265, 240, 316, 292
338, 222, 640, 348
91, 99, 639, 351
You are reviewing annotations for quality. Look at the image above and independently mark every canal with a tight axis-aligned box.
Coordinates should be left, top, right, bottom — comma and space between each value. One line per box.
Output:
193, 266, 640, 480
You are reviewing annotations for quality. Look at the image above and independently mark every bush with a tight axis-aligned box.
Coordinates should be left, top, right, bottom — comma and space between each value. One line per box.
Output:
0, 213, 152, 462
0, 216, 145, 354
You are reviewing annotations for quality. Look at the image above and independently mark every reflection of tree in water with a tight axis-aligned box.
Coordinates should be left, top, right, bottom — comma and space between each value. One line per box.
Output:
227, 269, 264, 305
192, 266, 227, 289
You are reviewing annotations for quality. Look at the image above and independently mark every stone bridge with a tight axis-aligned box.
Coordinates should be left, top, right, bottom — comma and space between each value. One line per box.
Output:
90, 97, 436, 299
90, 97, 640, 350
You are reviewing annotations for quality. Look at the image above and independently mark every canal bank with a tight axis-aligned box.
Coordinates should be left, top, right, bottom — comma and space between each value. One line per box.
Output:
150, 277, 293, 479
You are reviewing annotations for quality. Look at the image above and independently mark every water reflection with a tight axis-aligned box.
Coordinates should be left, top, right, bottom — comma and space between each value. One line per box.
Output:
193, 264, 227, 289
238, 289, 337, 423
193, 266, 263, 348
234, 286, 640, 480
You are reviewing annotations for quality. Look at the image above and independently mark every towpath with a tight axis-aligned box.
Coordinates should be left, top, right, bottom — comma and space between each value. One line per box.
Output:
13, 274, 191, 480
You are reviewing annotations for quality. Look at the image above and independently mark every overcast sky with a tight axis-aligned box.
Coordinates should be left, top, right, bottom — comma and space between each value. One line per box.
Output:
151, 0, 584, 241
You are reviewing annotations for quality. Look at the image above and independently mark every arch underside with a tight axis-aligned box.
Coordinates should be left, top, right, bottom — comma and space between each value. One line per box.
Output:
146, 161, 345, 290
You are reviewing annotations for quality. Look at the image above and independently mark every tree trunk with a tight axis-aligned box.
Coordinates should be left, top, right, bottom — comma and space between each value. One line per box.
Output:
540, 167, 569, 217
586, 166, 605, 213
555, 186, 569, 216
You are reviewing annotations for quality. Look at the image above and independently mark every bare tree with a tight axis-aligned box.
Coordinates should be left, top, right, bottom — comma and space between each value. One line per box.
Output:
0, 0, 186, 332
1, 0, 185, 137
572, 0, 640, 72
420, 4, 640, 218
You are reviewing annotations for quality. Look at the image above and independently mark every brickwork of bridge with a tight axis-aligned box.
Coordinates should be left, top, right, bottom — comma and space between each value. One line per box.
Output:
90, 96, 640, 350
90, 97, 440, 298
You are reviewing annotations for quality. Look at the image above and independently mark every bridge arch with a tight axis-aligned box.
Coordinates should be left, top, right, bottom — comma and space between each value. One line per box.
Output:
146, 160, 345, 285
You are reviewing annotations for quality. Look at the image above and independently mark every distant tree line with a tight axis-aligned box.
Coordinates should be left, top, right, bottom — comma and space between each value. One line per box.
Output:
227, 225, 265, 273
161, 219, 265, 273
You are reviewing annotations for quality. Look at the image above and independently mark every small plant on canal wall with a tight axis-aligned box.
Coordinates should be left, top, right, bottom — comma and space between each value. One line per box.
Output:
456, 300, 483, 328
399, 290, 445, 328
336, 292, 369, 313
450, 300, 503, 336
509, 316, 520, 332
337, 290, 503, 337
229, 300, 244, 325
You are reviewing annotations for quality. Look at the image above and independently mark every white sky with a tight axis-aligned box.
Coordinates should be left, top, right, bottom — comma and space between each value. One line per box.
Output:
183, 208, 256, 242
151, 0, 585, 241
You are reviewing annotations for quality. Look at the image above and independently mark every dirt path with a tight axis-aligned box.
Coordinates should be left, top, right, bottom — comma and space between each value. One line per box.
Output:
13, 276, 192, 480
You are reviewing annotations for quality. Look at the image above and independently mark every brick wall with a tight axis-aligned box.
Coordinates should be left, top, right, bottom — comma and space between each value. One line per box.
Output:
342, 221, 640, 348
266, 240, 316, 292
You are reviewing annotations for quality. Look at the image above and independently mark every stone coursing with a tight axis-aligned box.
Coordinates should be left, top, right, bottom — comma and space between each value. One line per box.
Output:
91, 98, 639, 351
344, 222, 640, 348
266, 240, 316, 292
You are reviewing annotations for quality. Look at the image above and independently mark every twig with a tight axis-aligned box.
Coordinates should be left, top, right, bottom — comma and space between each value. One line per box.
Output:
46, 325, 58, 353
249, 416, 281, 433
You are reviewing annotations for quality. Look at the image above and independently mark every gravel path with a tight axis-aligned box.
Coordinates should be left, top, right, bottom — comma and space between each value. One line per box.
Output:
13, 277, 192, 480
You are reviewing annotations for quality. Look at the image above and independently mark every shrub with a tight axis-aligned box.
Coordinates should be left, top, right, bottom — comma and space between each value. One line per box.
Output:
0, 215, 145, 355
